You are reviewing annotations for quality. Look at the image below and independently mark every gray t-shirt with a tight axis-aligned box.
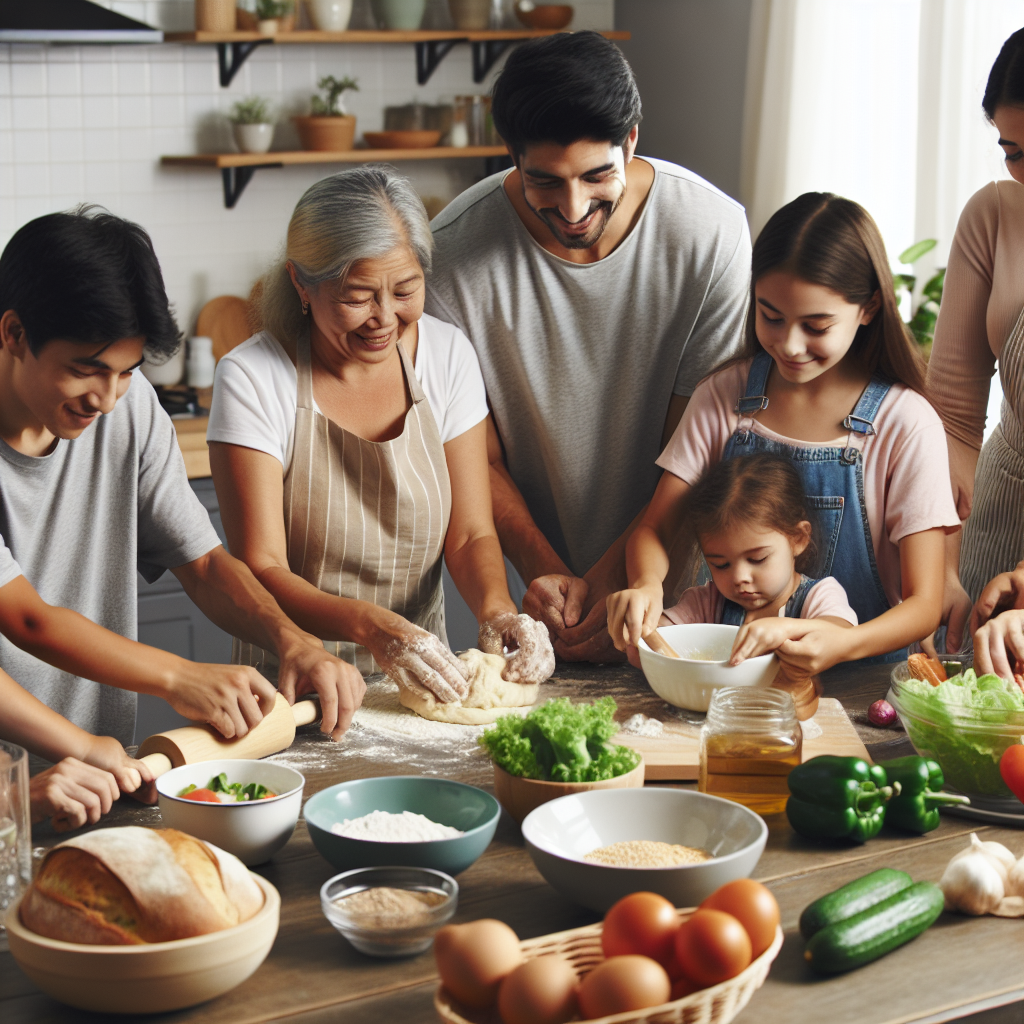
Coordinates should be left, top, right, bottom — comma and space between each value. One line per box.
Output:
425, 158, 751, 577
0, 374, 221, 748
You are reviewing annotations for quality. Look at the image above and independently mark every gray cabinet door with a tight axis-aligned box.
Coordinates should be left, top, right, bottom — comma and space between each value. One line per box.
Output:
134, 478, 233, 743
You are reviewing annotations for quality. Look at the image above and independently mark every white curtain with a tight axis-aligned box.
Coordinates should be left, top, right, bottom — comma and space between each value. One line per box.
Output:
741, 0, 1024, 265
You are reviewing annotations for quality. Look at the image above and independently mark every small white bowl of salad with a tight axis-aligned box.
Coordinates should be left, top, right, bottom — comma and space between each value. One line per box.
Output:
156, 759, 305, 866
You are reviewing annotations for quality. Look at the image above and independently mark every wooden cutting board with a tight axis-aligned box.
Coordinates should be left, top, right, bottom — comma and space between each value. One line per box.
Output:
614, 697, 870, 781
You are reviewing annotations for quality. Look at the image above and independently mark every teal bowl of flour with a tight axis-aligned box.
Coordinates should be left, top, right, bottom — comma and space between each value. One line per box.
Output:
304, 776, 500, 875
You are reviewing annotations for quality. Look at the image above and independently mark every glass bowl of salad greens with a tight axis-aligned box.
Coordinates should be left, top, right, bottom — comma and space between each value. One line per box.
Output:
157, 758, 305, 865
888, 661, 1024, 812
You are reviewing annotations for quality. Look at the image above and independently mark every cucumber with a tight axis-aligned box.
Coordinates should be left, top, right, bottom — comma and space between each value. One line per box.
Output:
799, 868, 914, 939
804, 882, 944, 975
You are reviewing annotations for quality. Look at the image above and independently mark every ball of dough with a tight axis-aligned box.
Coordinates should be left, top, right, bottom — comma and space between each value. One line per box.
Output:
398, 649, 539, 724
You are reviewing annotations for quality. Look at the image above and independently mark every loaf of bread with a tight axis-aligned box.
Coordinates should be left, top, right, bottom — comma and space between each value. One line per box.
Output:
20, 826, 264, 945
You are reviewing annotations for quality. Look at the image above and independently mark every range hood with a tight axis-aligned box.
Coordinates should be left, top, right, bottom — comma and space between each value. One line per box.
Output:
0, 0, 163, 43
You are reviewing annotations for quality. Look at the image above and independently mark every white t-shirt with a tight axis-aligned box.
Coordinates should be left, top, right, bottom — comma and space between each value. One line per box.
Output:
207, 314, 490, 469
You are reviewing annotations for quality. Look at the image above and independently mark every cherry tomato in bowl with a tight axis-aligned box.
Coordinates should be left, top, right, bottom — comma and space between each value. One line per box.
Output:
999, 745, 1024, 804
181, 788, 221, 803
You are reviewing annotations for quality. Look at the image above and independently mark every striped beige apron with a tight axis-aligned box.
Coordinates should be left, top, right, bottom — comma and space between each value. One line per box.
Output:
233, 333, 451, 677
960, 304, 1024, 602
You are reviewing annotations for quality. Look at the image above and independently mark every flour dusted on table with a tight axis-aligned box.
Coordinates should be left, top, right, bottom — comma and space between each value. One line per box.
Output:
621, 713, 664, 738
330, 810, 464, 842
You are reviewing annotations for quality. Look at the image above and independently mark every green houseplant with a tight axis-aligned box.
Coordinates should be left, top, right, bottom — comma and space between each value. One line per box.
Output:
229, 95, 274, 153
893, 239, 945, 359
255, 0, 293, 33
294, 75, 359, 152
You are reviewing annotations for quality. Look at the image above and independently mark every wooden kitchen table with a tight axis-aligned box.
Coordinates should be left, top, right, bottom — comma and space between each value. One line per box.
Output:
2, 662, 1022, 1024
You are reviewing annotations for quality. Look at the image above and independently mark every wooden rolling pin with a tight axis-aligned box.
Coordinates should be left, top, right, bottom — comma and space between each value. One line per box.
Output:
137, 694, 320, 777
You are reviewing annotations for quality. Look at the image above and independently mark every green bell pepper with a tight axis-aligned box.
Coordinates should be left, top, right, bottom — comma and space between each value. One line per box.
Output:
786, 755, 900, 843
877, 756, 970, 833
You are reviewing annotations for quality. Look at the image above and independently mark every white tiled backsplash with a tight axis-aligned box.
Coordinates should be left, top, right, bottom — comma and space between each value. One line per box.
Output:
0, 0, 613, 352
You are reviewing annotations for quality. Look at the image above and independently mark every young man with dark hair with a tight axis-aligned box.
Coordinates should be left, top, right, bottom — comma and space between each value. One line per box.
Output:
0, 208, 365, 795
425, 32, 751, 662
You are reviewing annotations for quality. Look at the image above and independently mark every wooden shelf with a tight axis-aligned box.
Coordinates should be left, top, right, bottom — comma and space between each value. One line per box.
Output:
161, 146, 511, 207
162, 145, 507, 168
165, 28, 629, 86
165, 29, 629, 44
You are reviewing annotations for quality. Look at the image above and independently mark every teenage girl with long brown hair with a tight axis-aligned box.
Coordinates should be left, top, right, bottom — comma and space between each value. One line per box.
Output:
607, 192, 960, 675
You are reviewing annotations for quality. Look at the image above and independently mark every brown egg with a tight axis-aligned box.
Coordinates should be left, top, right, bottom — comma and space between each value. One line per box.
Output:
434, 919, 523, 1009
699, 879, 780, 959
673, 910, 752, 987
497, 955, 578, 1024
577, 955, 671, 1019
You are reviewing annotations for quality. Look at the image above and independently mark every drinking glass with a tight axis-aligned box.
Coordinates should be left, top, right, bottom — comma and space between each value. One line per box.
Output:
0, 740, 31, 949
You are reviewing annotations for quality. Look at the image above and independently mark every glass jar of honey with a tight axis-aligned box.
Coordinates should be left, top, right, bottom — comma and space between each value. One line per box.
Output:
698, 688, 802, 815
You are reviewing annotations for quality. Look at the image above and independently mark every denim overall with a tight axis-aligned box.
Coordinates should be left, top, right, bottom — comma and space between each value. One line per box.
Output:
720, 574, 817, 627
721, 350, 904, 664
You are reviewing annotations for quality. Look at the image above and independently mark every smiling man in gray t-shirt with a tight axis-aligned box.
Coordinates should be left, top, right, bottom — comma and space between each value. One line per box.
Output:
425, 33, 750, 662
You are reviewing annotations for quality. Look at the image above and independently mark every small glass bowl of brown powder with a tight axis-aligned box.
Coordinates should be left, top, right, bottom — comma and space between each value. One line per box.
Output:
320, 866, 458, 957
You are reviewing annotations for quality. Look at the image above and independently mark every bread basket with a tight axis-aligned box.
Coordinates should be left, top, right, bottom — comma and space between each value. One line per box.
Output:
434, 909, 783, 1024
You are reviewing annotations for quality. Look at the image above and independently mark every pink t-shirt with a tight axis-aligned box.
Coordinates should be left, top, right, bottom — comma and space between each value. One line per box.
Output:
663, 577, 858, 626
656, 359, 960, 608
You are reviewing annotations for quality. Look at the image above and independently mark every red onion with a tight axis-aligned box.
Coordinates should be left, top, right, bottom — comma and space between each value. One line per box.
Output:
868, 699, 897, 728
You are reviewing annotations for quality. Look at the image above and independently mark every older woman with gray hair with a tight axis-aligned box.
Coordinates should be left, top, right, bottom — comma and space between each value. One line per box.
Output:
206, 167, 552, 704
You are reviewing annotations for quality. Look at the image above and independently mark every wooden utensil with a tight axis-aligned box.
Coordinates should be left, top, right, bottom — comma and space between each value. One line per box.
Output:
643, 629, 681, 659
138, 695, 320, 777
195, 295, 255, 362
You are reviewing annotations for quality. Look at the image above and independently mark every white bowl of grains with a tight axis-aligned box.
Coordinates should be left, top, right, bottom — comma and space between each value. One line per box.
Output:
521, 788, 767, 913
320, 866, 458, 957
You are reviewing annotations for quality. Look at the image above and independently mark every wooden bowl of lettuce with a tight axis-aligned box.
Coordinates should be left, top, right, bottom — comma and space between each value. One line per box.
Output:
481, 697, 645, 824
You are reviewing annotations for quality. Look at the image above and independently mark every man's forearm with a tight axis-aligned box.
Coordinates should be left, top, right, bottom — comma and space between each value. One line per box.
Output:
489, 464, 573, 584
172, 547, 313, 657
0, 576, 187, 696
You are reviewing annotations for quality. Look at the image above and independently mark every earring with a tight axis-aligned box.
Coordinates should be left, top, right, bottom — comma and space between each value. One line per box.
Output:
301, 300, 309, 316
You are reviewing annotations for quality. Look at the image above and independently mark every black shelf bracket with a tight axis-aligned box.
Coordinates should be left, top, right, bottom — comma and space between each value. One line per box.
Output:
221, 163, 281, 208
415, 39, 461, 85
472, 39, 512, 83
217, 40, 272, 87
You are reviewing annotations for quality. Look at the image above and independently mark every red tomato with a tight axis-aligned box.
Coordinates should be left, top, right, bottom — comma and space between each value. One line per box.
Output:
673, 910, 752, 987
260, 792, 278, 800
181, 788, 220, 802
1000, 744, 1024, 803
601, 892, 680, 966
698, 879, 780, 959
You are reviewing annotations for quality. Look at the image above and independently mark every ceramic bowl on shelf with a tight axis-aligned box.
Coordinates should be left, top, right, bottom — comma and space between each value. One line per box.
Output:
308, 0, 353, 30
638, 623, 779, 712
371, 0, 426, 30
515, 2, 573, 29
156, 758, 304, 866
4, 874, 279, 1014
321, 866, 458, 957
304, 776, 500, 875
233, 122, 274, 153
521, 787, 768, 913
363, 130, 442, 149
492, 756, 645, 824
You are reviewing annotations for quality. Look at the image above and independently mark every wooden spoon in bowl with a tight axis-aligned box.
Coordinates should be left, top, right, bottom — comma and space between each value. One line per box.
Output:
643, 629, 680, 659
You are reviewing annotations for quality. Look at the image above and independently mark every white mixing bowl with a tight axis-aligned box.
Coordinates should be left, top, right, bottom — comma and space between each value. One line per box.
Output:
157, 759, 304, 866
638, 623, 779, 712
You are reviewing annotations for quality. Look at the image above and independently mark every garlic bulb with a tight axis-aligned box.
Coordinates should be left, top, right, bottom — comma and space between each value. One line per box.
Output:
939, 833, 1024, 918
1007, 854, 1024, 899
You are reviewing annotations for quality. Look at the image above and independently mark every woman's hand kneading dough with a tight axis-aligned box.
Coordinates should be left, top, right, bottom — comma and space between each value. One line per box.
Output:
478, 612, 555, 685
29, 758, 121, 832
366, 614, 470, 703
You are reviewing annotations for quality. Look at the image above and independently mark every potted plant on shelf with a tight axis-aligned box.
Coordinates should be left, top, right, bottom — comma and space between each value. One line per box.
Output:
255, 0, 294, 33
230, 95, 275, 153
293, 75, 359, 151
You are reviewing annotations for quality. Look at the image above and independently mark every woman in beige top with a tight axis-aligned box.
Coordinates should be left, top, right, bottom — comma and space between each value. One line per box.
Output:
928, 27, 1024, 648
